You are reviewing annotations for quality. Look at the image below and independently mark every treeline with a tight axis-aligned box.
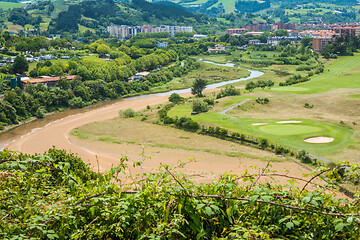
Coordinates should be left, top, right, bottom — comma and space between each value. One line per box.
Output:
279, 75, 310, 86
158, 102, 200, 132
0, 57, 200, 130
156, 100, 321, 166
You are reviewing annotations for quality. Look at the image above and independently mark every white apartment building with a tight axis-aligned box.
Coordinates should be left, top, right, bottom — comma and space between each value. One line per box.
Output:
107, 25, 193, 39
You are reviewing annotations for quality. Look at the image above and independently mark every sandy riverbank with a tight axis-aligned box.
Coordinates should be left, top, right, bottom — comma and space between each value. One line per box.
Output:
3, 89, 325, 190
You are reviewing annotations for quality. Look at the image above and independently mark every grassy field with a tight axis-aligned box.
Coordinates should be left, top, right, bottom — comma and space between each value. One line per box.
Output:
203, 53, 360, 94
71, 117, 283, 162
181, 0, 236, 13
71, 52, 360, 165
270, 54, 360, 94
169, 104, 353, 157
79, 25, 95, 33
4, 21, 24, 32
198, 55, 231, 64
150, 61, 250, 93
0, 1, 24, 10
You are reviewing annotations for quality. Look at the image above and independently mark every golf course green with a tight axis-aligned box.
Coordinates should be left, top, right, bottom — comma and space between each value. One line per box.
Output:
258, 124, 322, 136
167, 102, 353, 157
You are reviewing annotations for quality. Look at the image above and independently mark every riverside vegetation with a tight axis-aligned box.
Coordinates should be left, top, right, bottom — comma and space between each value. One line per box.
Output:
1, 147, 360, 239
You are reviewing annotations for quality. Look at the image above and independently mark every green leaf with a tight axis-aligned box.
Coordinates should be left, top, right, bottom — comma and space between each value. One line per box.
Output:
250, 195, 259, 202
65, 162, 71, 169
196, 203, 205, 210
253, 187, 261, 194
286, 222, 294, 229
260, 195, 272, 202
279, 216, 290, 223
293, 220, 300, 226
178, 203, 182, 214
205, 206, 213, 216
311, 200, 318, 207
335, 222, 345, 232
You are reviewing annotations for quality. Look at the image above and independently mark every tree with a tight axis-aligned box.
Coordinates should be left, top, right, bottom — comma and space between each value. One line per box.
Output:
169, 93, 183, 104
69, 97, 85, 109
56, 77, 70, 90
301, 37, 313, 48
192, 99, 209, 113
274, 29, 289, 37
12, 56, 29, 74
96, 44, 110, 55
191, 78, 207, 97
266, 80, 274, 88
245, 81, 256, 92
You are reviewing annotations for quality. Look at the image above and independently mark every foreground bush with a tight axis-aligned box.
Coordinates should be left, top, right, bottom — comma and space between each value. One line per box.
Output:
1, 148, 360, 239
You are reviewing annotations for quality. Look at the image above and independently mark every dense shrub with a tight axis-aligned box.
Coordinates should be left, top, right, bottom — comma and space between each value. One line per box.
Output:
192, 99, 209, 113
169, 93, 184, 104
216, 85, 241, 99
69, 97, 85, 109
122, 108, 135, 118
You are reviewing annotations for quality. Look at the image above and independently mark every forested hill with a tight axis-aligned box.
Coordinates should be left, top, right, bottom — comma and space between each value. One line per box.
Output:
154, 0, 360, 21
47, 0, 207, 34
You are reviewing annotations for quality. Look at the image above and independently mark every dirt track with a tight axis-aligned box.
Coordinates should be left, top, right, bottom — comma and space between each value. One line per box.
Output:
6, 94, 174, 168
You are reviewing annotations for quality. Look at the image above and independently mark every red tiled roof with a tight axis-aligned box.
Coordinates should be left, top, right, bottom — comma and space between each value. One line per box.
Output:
21, 75, 77, 84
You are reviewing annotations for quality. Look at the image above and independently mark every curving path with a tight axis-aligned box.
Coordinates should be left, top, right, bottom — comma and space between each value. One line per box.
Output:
220, 99, 251, 118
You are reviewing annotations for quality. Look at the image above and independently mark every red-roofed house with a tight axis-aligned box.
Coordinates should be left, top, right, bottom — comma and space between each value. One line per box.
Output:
21, 75, 77, 88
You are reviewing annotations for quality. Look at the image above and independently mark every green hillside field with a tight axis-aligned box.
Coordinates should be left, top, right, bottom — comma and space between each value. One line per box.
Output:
0, 1, 24, 10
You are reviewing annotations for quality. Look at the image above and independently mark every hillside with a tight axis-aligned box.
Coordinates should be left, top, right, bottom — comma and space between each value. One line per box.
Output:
0, 0, 209, 34
154, 0, 360, 23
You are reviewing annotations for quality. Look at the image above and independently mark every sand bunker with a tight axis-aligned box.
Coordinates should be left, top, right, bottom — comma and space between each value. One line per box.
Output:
276, 121, 303, 124
304, 137, 334, 143
252, 123, 268, 126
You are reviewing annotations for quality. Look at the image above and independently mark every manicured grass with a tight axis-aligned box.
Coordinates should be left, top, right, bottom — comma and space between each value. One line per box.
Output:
0, 1, 24, 10
190, 113, 353, 156
168, 104, 192, 118
218, 96, 254, 108
259, 124, 322, 136
271, 54, 360, 94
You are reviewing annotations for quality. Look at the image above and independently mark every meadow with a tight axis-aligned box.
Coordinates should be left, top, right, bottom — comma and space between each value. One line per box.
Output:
271, 54, 360, 94
165, 53, 360, 162
69, 51, 360, 165
0, 1, 24, 10
168, 102, 353, 157
150, 61, 250, 92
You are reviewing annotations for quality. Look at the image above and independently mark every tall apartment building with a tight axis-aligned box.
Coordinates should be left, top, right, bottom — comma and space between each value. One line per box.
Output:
330, 26, 360, 38
312, 36, 333, 52
107, 25, 193, 39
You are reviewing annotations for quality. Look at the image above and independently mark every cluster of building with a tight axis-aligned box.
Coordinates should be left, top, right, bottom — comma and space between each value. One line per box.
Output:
227, 24, 360, 52
107, 25, 193, 39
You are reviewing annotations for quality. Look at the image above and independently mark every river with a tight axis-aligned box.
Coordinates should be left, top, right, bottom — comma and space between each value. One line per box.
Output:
0, 61, 263, 152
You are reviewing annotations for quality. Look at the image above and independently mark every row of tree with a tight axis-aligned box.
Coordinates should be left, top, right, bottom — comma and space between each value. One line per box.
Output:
0, 56, 200, 129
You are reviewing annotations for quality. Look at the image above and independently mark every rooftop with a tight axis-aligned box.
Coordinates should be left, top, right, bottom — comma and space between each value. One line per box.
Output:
21, 75, 77, 84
